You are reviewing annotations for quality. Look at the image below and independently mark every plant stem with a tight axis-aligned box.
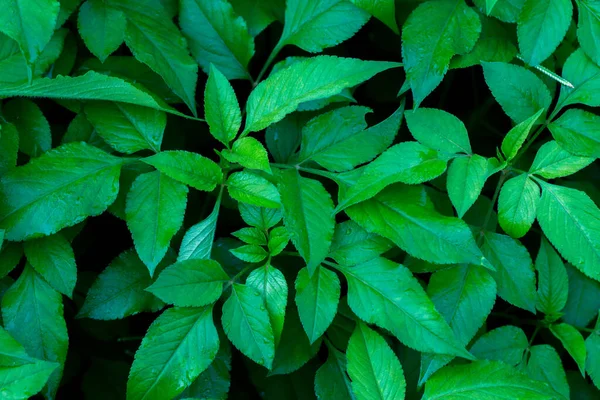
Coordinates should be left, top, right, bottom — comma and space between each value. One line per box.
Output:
271, 163, 339, 181
255, 41, 283, 86
511, 123, 546, 165
478, 170, 507, 242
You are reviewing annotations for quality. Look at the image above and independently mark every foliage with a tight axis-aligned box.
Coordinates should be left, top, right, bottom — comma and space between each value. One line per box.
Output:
0, 0, 599, 399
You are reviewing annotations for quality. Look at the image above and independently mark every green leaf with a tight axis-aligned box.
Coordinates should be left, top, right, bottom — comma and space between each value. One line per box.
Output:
578, 0, 600, 66
535, 237, 568, 319
244, 56, 400, 133
232, 227, 267, 246
0, 142, 122, 241
338, 257, 472, 358
2, 266, 68, 399
279, 170, 335, 275
486, 0, 500, 14
267, 226, 289, 256
126, 171, 188, 275
178, 198, 220, 261
265, 113, 305, 164
143, 150, 223, 191
0, 0, 60, 64
482, 61, 552, 123
295, 266, 340, 344
481, 232, 537, 312
405, 108, 471, 155
336, 142, 449, 211
422, 360, 558, 399
536, 182, 600, 281
0, 242, 23, 279
77, 0, 126, 62
147, 259, 229, 307
112, 0, 199, 114
205, 64, 242, 145
127, 306, 220, 400
347, 322, 406, 400
239, 203, 281, 230
223, 137, 271, 173
550, 323, 587, 376
230, 244, 268, 263
498, 173, 540, 239
526, 345, 570, 399
347, 185, 491, 268
314, 342, 354, 400
179, 0, 254, 80
62, 112, 112, 153
402, 0, 481, 105
447, 155, 496, 218
84, 102, 165, 154
246, 264, 287, 348
502, 109, 544, 161
227, 170, 281, 208
548, 108, 600, 158
351, 0, 398, 33
563, 264, 600, 328
469, 325, 528, 365
3, 98, 51, 158
278, 0, 369, 53
229, 0, 284, 37
0, 123, 19, 175
586, 330, 600, 390
0, 326, 59, 400
77, 249, 165, 320
329, 220, 393, 266
221, 283, 275, 368
23, 233, 76, 298
557, 49, 600, 111
529, 141, 594, 179
517, 0, 572, 66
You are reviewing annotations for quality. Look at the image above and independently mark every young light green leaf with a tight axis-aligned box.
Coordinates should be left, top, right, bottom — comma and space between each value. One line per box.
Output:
314, 342, 354, 400
244, 56, 400, 133
347, 322, 406, 400
530, 141, 594, 179
347, 185, 491, 268
126, 171, 188, 275
0, 142, 122, 241
279, 170, 335, 275
180, 0, 254, 80
2, 266, 68, 399
578, 0, 600, 66
147, 259, 229, 307
267, 226, 289, 256
405, 108, 471, 155
527, 345, 570, 400
205, 64, 242, 145
77, 0, 126, 62
143, 150, 223, 191
482, 61, 552, 123
238, 203, 282, 230
277, 0, 369, 53
557, 49, 600, 111
84, 102, 165, 154
179, 198, 221, 261
501, 108, 544, 161
447, 155, 496, 218
0, 0, 60, 64
351, 0, 398, 33
227, 171, 280, 208
517, 0, 572, 66
422, 360, 558, 399
329, 220, 393, 266
230, 244, 268, 263
221, 283, 275, 368
295, 266, 340, 344
77, 249, 166, 320
563, 264, 600, 329
537, 182, 600, 281
498, 173, 540, 239
246, 265, 287, 348
550, 323, 586, 376
0, 123, 19, 175
338, 258, 472, 359
336, 142, 449, 211
23, 233, 76, 298
222, 137, 271, 173
127, 306, 220, 400
232, 227, 267, 246
548, 108, 600, 158
536, 237, 568, 320
586, 330, 600, 390
3, 98, 51, 158
481, 232, 537, 313
402, 0, 481, 106
469, 325, 528, 365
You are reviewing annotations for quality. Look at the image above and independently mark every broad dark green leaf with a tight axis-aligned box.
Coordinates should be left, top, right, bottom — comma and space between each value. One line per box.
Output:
127, 306, 220, 400
0, 123, 19, 175
529, 141, 594, 179
550, 323, 586, 375
405, 108, 471, 155
351, 0, 398, 33
314, 342, 354, 400
78, 0, 126, 62
180, 0, 254, 80
557, 49, 600, 111
205, 64, 242, 145
586, 329, 600, 390
143, 150, 223, 191
147, 259, 229, 307
62, 112, 112, 153
178, 198, 221, 261
229, 0, 284, 37
527, 345, 570, 399
447, 155, 496, 218
498, 174, 540, 239
227, 171, 280, 208
329, 220, 393, 266
3, 98, 51, 158
223, 137, 271, 173
578, 0, 600, 66
501, 109, 544, 161
0, 142, 122, 241
535, 237, 568, 320
563, 264, 600, 328
265, 113, 305, 164
126, 171, 188, 275
347, 322, 406, 400
469, 325, 528, 365
279, 170, 335, 275
338, 258, 472, 359
549, 108, 600, 158
0, 242, 23, 279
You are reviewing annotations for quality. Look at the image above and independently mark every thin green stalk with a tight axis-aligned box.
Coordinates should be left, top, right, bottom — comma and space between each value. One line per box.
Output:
478, 170, 507, 242
255, 41, 284, 86
271, 163, 339, 181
